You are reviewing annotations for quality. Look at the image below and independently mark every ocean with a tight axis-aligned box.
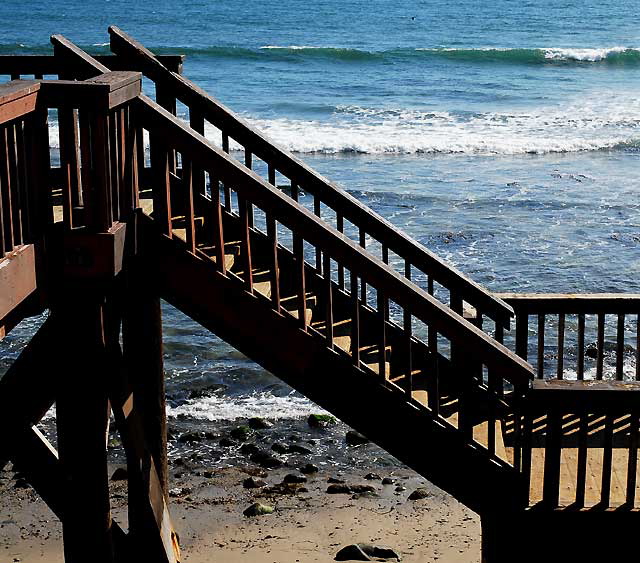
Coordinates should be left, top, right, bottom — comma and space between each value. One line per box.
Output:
1, 0, 639, 462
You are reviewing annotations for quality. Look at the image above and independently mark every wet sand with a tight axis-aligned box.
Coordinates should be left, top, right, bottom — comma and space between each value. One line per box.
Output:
1, 461, 480, 562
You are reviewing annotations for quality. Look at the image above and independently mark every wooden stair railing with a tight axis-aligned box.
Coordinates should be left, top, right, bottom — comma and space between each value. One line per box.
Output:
107, 26, 515, 338
133, 93, 535, 465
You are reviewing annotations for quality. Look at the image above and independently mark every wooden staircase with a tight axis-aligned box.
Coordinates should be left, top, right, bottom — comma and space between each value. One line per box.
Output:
3, 28, 640, 563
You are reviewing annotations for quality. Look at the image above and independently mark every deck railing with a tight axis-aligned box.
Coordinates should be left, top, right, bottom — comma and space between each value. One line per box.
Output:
106, 26, 515, 339
497, 293, 640, 381
134, 93, 534, 461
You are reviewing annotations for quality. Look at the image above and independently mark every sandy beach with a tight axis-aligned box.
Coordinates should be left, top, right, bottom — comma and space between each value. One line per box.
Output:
1, 459, 480, 563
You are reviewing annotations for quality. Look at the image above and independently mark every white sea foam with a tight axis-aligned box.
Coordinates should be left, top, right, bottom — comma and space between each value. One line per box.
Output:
232, 95, 640, 155
167, 391, 327, 421
542, 46, 630, 61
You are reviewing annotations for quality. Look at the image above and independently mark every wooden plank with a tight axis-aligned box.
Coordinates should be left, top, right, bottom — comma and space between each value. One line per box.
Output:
0, 81, 39, 126
537, 314, 545, 379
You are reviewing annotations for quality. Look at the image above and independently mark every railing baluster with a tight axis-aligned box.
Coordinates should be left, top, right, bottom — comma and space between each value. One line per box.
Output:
636, 314, 640, 381
209, 172, 226, 274
182, 158, 196, 254
58, 107, 79, 229
337, 213, 345, 290
314, 196, 321, 272
117, 108, 127, 219
123, 107, 139, 212
238, 194, 253, 293
428, 354, 440, 417
487, 366, 496, 456
108, 113, 120, 221
557, 313, 565, 380
189, 107, 205, 208
267, 162, 275, 185
359, 229, 367, 304
626, 409, 639, 507
92, 114, 113, 232
537, 314, 545, 379
291, 181, 299, 202
515, 311, 528, 360
294, 235, 307, 331
14, 120, 30, 241
596, 313, 605, 380
378, 290, 387, 379
0, 127, 14, 250
350, 271, 360, 367
577, 313, 585, 380
323, 253, 333, 349
267, 215, 280, 313
222, 132, 229, 154
427, 277, 437, 353
149, 131, 171, 236
404, 260, 413, 398
616, 313, 625, 381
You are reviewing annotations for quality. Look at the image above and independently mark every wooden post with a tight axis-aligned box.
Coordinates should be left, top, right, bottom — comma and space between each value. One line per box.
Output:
121, 264, 168, 498
54, 298, 114, 563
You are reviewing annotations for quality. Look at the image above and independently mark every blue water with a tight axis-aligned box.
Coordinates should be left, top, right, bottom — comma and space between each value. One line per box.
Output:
1, 0, 639, 422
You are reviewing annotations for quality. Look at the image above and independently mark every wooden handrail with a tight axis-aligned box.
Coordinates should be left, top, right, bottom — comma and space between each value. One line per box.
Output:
108, 26, 514, 330
496, 293, 640, 314
135, 94, 534, 389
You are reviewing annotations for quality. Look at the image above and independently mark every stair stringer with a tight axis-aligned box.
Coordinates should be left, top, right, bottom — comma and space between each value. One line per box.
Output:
141, 218, 527, 516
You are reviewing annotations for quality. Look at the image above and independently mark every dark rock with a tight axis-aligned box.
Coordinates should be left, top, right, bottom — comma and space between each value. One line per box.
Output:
13, 478, 29, 490
351, 484, 375, 494
288, 443, 313, 455
203, 470, 214, 478
335, 544, 402, 561
335, 544, 371, 561
300, 463, 319, 474
188, 384, 223, 400
327, 484, 352, 494
408, 487, 431, 500
271, 442, 289, 454
308, 414, 337, 428
364, 472, 381, 481
243, 476, 267, 489
248, 417, 273, 430
243, 502, 274, 517
174, 457, 186, 467
289, 434, 301, 441
110, 467, 128, 482
250, 451, 283, 469
346, 431, 369, 446
395, 485, 406, 492
240, 443, 261, 456
230, 425, 252, 441
178, 431, 204, 444
219, 437, 236, 448
283, 473, 307, 484
382, 477, 396, 485
169, 487, 192, 498
328, 477, 345, 484
204, 431, 218, 440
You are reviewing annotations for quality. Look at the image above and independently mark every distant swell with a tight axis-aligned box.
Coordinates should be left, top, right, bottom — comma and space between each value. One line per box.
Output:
148, 44, 640, 66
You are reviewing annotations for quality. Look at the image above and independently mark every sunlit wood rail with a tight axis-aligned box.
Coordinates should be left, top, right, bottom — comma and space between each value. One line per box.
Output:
1, 29, 640, 563
497, 293, 640, 381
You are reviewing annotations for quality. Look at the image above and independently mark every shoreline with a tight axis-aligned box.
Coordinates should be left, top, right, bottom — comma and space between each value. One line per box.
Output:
1, 413, 481, 562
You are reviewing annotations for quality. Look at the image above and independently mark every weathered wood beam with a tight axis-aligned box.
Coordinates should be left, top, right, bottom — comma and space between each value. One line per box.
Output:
496, 293, 640, 314
51, 35, 110, 79
0, 81, 40, 125
54, 297, 114, 563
